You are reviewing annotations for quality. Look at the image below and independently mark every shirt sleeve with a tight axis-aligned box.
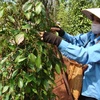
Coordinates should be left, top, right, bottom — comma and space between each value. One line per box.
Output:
58, 40, 100, 65
62, 32, 91, 46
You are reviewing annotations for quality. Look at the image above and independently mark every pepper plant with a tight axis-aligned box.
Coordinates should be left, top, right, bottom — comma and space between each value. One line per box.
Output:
0, 0, 64, 100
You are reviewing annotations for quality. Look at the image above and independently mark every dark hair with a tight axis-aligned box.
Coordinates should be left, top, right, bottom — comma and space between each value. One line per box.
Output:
90, 14, 100, 23
90, 14, 94, 21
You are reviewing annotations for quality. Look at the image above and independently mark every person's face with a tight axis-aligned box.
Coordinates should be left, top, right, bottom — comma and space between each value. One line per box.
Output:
91, 15, 100, 35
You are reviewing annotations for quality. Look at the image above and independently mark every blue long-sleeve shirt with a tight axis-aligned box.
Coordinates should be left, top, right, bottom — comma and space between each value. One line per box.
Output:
58, 31, 100, 100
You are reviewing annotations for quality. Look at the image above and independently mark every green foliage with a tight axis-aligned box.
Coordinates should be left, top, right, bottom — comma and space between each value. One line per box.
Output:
0, 1, 64, 100
56, 0, 100, 35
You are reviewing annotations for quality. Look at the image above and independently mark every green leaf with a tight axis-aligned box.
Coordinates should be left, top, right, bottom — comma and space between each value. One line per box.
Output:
3, 72, 7, 77
2, 86, 9, 93
10, 29, 20, 35
32, 89, 38, 94
35, 18, 41, 24
43, 90, 47, 95
55, 64, 61, 74
8, 45, 15, 51
5, 94, 10, 100
12, 69, 19, 78
15, 33, 24, 45
22, 2, 33, 12
28, 53, 36, 64
24, 12, 31, 20
43, 80, 49, 90
8, 16, 15, 23
63, 64, 67, 72
15, 55, 26, 63
9, 86, 14, 93
28, 75, 37, 83
0, 83, 2, 95
15, 94, 21, 100
1, 56, 8, 64
36, 55, 42, 69
35, 2, 42, 14
22, 24, 31, 29
18, 78, 23, 88
0, 9, 4, 18
0, 83, 2, 90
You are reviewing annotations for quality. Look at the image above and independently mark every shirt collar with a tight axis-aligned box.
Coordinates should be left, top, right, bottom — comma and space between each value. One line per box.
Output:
89, 31, 96, 42
90, 31, 100, 43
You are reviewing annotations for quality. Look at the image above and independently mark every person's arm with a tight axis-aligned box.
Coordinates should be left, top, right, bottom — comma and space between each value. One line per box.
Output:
41, 31, 100, 65
58, 39, 100, 64
51, 26, 92, 46
62, 32, 92, 46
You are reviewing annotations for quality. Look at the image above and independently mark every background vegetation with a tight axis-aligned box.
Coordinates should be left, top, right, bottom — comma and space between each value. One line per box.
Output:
56, 0, 100, 35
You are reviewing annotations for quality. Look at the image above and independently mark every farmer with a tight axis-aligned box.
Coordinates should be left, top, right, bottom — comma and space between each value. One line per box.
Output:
40, 8, 100, 100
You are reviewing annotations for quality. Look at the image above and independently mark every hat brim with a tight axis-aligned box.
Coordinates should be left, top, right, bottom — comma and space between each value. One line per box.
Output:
82, 8, 100, 20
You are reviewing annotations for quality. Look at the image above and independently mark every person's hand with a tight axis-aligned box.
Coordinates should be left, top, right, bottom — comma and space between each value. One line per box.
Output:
51, 26, 65, 37
39, 31, 62, 46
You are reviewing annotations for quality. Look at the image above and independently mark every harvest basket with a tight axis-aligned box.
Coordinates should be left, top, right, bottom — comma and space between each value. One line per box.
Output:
53, 55, 87, 100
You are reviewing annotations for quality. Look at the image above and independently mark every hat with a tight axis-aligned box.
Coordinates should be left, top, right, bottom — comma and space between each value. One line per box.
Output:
82, 8, 100, 20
